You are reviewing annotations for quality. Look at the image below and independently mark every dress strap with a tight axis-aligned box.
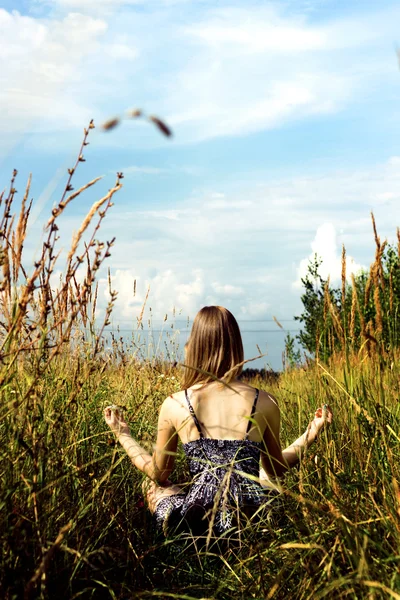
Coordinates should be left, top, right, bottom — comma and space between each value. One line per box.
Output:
184, 390, 204, 439
245, 388, 259, 439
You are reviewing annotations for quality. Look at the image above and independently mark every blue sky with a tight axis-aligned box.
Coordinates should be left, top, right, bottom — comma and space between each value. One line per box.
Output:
1, 0, 400, 368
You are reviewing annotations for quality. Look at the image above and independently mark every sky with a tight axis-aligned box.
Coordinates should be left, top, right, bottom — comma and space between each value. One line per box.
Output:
1, 0, 400, 369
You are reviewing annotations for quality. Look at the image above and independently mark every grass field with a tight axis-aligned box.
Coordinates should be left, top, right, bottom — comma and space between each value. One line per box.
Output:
1, 125, 400, 599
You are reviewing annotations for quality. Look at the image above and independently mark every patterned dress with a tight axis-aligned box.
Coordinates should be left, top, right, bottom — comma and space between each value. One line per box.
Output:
153, 388, 279, 536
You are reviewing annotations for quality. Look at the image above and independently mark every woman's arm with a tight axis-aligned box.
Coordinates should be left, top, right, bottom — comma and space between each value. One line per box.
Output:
104, 399, 178, 483
282, 406, 331, 466
260, 399, 288, 479
152, 398, 179, 482
261, 399, 332, 479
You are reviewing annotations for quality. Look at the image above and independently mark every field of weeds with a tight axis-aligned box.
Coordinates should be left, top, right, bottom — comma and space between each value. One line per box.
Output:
1, 124, 400, 600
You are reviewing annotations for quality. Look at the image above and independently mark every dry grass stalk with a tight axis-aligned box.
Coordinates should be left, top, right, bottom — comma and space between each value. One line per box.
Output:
350, 274, 358, 343
373, 286, 383, 338
376, 240, 387, 292
1, 229, 11, 302
324, 278, 345, 348
371, 211, 380, 252
365, 320, 375, 356
315, 322, 320, 361
364, 269, 373, 308
370, 234, 386, 339
46, 177, 102, 231
323, 277, 330, 324
397, 227, 400, 258
67, 183, 121, 264
355, 285, 366, 341
0, 124, 99, 353
91, 281, 99, 325
24, 521, 72, 599
137, 286, 150, 329
15, 175, 32, 279
341, 244, 346, 312
0, 120, 122, 377
370, 214, 386, 297
389, 270, 394, 314
329, 304, 345, 347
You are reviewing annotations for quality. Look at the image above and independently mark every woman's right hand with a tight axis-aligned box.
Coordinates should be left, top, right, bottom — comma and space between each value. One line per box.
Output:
104, 405, 131, 437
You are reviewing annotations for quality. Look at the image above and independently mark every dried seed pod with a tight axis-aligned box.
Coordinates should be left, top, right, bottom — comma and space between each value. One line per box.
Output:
101, 117, 121, 131
148, 115, 172, 137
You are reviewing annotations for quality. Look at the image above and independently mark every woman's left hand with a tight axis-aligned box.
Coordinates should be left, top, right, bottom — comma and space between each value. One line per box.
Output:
104, 405, 131, 437
311, 404, 333, 436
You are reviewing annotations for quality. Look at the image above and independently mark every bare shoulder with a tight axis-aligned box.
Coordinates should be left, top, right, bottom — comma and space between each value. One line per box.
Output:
235, 382, 279, 413
256, 389, 280, 416
258, 389, 279, 405
160, 390, 187, 418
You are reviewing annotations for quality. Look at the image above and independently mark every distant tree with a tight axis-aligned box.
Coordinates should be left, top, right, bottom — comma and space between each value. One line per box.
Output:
294, 254, 341, 360
283, 332, 302, 369
295, 242, 400, 359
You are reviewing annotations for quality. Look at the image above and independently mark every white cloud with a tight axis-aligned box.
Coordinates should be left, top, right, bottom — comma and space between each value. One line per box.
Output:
122, 166, 167, 175
0, 9, 110, 157
54, 0, 137, 6
107, 43, 138, 60
37, 0, 184, 8
85, 154, 400, 324
294, 222, 365, 288
375, 191, 400, 204
167, 63, 352, 142
240, 302, 269, 318
187, 12, 328, 53
187, 6, 390, 55
137, 208, 193, 220
162, 5, 396, 143
204, 198, 253, 210
212, 283, 244, 297
34, 0, 144, 14
120, 164, 200, 177
99, 267, 248, 323
3, 3, 399, 150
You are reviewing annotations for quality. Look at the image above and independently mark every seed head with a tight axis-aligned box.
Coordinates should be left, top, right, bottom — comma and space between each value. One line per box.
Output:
148, 115, 172, 137
128, 109, 142, 118
101, 118, 121, 131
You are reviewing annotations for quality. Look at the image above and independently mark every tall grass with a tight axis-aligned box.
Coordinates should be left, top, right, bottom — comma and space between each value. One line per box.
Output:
1, 127, 399, 599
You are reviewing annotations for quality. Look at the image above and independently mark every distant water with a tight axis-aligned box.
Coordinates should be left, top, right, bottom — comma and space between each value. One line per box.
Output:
104, 319, 302, 373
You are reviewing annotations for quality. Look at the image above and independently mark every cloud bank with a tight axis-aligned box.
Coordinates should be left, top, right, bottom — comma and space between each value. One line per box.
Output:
2, 2, 399, 154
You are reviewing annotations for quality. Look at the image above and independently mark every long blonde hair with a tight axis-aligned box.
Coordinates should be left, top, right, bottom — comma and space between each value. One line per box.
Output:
182, 306, 244, 389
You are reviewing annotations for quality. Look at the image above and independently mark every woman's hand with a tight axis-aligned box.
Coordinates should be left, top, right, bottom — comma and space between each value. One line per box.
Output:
310, 404, 333, 437
104, 405, 131, 437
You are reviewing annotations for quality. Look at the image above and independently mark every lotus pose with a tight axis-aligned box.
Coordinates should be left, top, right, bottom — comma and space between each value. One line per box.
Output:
104, 306, 332, 535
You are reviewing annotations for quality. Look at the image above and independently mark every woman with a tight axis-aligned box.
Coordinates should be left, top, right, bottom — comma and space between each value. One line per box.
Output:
104, 306, 332, 536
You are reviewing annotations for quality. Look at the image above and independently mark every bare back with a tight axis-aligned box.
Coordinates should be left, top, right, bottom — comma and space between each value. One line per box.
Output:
166, 380, 279, 445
